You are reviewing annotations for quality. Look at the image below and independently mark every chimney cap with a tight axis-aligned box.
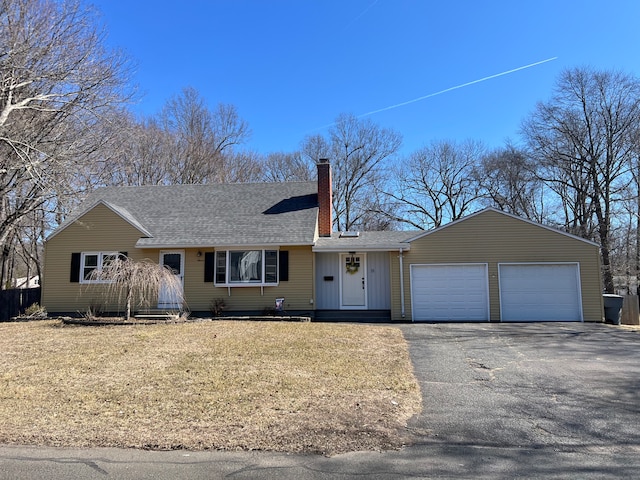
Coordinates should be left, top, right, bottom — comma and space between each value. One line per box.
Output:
318, 158, 330, 164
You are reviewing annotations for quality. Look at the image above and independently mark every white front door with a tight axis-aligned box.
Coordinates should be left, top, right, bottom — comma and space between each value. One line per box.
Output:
158, 250, 184, 309
341, 253, 367, 309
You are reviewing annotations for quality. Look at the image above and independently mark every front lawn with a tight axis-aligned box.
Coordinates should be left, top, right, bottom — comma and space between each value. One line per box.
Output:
0, 320, 421, 455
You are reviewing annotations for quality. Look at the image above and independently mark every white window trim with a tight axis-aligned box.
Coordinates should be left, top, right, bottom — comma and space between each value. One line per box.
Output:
214, 248, 279, 287
79, 251, 120, 284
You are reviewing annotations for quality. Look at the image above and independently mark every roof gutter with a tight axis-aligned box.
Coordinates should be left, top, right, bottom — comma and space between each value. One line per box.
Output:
312, 243, 411, 253
134, 241, 315, 249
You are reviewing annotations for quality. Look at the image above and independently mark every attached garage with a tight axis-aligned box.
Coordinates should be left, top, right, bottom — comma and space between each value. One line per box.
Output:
499, 263, 582, 322
411, 264, 489, 321
394, 208, 603, 323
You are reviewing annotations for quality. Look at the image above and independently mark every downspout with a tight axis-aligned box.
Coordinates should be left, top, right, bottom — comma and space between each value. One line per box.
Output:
399, 248, 406, 319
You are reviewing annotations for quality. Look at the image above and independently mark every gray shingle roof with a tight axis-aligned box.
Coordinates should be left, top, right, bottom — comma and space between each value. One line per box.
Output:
57, 182, 319, 247
313, 230, 419, 251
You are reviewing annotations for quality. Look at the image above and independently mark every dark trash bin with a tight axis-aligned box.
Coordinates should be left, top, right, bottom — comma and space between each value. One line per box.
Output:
603, 294, 624, 325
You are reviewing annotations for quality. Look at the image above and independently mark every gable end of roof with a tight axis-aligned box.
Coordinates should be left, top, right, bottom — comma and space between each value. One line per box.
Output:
405, 207, 600, 247
46, 199, 153, 242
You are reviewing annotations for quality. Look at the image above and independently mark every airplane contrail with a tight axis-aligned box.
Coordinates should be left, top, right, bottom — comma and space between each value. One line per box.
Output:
306, 57, 558, 133
358, 56, 558, 118
342, 0, 379, 31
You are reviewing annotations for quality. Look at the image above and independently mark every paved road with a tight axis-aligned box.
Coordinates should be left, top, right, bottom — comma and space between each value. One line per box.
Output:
1, 323, 639, 479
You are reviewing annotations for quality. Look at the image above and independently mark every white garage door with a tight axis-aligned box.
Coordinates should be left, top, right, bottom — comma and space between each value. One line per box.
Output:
411, 264, 489, 321
499, 263, 582, 322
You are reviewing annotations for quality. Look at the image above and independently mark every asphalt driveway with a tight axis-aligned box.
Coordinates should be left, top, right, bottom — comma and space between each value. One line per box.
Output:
403, 322, 640, 449
1, 323, 639, 479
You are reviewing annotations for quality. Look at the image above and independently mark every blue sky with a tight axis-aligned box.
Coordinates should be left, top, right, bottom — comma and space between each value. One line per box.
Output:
89, 0, 640, 156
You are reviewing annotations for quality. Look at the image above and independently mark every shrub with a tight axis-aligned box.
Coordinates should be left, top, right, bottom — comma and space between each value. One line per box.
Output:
24, 303, 47, 318
210, 298, 226, 317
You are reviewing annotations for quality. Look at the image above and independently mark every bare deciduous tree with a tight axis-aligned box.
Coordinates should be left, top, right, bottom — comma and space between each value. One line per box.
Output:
106, 115, 176, 187
302, 113, 402, 231
522, 67, 640, 292
102, 88, 253, 188
476, 145, 545, 222
0, 0, 133, 258
219, 150, 264, 183
632, 148, 640, 295
262, 151, 315, 182
160, 87, 250, 184
617, 138, 640, 295
385, 140, 484, 230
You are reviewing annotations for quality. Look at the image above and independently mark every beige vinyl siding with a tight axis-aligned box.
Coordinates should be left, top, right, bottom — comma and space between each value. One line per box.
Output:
185, 246, 314, 313
43, 203, 315, 315
390, 210, 603, 322
42, 204, 154, 313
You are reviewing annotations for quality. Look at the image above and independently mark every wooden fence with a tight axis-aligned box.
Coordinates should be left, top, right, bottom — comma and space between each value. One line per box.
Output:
621, 295, 640, 326
0, 288, 41, 321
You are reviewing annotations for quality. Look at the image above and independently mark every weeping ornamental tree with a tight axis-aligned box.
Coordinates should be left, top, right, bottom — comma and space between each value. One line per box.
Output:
89, 256, 184, 320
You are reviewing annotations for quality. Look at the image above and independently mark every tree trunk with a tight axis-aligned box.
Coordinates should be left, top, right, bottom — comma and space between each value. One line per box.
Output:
599, 226, 615, 293
126, 288, 132, 320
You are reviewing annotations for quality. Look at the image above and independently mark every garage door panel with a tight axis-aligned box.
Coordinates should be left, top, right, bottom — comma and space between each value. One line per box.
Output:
499, 264, 582, 322
411, 264, 489, 322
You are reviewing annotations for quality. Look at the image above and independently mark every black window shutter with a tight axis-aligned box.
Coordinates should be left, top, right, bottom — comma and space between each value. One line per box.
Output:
204, 252, 215, 282
119, 251, 128, 260
279, 250, 289, 282
70, 253, 81, 283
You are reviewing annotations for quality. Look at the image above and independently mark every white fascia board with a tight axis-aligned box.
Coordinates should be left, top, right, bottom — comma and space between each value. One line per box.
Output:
312, 243, 411, 252
104, 202, 154, 237
134, 240, 314, 249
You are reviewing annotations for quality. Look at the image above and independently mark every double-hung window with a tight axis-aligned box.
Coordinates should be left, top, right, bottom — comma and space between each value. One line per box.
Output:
215, 249, 278, 285
80, 252, 120, 283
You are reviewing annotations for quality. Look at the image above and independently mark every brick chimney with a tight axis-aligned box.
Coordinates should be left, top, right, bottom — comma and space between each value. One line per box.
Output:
317, 159, 332, 237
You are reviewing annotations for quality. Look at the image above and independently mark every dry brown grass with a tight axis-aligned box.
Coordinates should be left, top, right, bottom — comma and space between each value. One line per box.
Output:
0, 320, 422, 455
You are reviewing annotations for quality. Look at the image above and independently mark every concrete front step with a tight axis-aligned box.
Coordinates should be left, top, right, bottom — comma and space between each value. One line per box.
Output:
134, 309, 182, 320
